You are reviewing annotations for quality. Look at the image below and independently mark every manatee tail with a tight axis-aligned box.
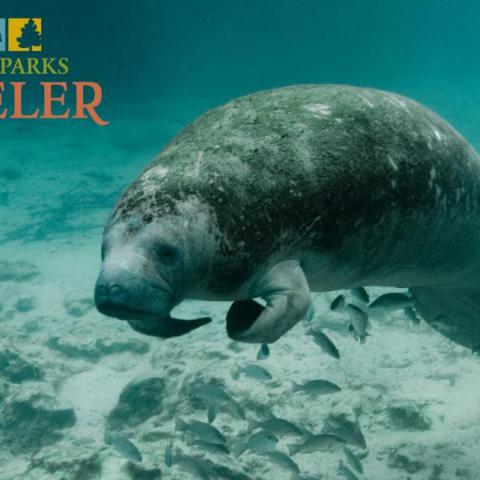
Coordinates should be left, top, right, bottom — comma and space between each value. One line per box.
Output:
410, 286, 480, 350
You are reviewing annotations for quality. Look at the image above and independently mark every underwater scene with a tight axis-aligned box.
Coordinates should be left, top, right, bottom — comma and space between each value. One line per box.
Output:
2, 1, 480, 479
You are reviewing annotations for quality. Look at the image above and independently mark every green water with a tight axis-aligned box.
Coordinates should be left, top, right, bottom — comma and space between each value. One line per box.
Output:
1, 1, 480, 479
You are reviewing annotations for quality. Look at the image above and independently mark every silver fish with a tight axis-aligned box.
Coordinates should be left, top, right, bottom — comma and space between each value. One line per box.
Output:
248, 416, 305, 437
306, 328, 340, 359
190, 384, 222, 423
261, 450, 300, 476
177, 454, 210, 480
257, 343, 270, 360
304, 302, 316, 322
369, 292, 413, 311
104, 432, 142, 462
350, 287, 369, 303
330, 294, 346, 312
323, 418, 366, 449
164, 442, 174, 467
175, 418, 227, 446
234, 430, 278, 456
404, 306, 421, 325
190, 383, 244, 419
233, 364, 272, 381
293, 379, 341, 395
190, 383, 231, 404
427, 372, 457, 386
339, 460, 359, 480
347, 303, 370, 343
224, 396, 246, 419
343, 447, 363, 474
186, 436, 230, 455
207, 402, 217, 423
288, 434, 345, 455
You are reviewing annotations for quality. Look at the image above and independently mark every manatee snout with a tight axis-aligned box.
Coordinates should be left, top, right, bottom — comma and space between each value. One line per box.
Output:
95, 258, 212, 338
94, 266, 170, 321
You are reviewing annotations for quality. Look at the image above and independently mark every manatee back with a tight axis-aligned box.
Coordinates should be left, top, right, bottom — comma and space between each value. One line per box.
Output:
120, 84, 480, 229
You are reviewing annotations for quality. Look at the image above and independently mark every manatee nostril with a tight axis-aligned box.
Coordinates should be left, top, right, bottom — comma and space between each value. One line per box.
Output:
95, 284, 107, 299
109, 284, 123, 297
94, 283, 123, 305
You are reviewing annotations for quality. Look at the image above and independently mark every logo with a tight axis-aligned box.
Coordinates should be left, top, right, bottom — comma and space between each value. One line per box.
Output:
8, 18, 42, 52
0, 17, 109, 126
0, 18, 43, 52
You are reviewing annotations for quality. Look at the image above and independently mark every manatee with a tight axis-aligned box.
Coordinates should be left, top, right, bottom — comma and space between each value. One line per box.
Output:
95, 84, 480, 348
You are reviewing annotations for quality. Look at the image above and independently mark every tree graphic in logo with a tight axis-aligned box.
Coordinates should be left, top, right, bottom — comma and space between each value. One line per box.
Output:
16, 18, 42, 51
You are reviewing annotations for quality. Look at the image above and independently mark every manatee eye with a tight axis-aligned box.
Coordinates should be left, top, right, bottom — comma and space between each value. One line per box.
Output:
157, 245, 178, 266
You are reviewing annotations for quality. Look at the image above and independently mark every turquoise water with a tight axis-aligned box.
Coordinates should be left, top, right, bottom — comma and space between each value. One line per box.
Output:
2, 2, 480, 479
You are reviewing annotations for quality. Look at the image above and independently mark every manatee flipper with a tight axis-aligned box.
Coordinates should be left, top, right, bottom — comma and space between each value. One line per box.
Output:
226, 260, 311, 343
128, 316, 211, 338
410, 286, 480, 349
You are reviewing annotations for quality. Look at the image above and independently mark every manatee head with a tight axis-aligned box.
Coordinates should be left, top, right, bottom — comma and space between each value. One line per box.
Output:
94, 188, 217, 338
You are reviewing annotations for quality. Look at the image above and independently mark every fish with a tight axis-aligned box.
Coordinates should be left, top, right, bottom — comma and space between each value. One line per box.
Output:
343, 447, 363, 473
257, 343, 270, 360
404, 306, 421, 325
323, 417, 367, 449
104, 432, 142, 462
306, 328, 340, 359
292, 379, 341, 395
346, 303, 370, 343
224, 396, 246, 419
248, 415, 305, 437
368, 292, 413, 311
427, 372, 457, 386
330, 294, 346, 312
190, 383, 244, 419
261, 450, 300, 476
304, 302, 316, 322
350, 287, 369, 303
233, 364, 272, 381
177, 454, 210, 480
175, 418, 227, 446
140, 430, 170, 442
288, 434, 345, 455
207, 403, 217, 423
190, 383, 231, 404
233, 430, 278, 456
339, 460, 359, 480
186, 436, 230, 455
164, 442, 174, 467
